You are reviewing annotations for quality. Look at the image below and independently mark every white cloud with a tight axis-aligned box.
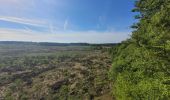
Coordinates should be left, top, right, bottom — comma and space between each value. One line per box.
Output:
64, 19, 69, 30
0, 16, 47, 27
0, 28, 130, 43
49, 23, 54, 34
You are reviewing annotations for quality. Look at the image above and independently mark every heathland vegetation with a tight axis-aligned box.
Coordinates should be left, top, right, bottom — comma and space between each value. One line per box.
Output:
0, 42, 114, 100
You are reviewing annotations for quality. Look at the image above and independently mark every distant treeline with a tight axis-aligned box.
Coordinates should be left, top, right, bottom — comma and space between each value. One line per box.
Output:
0, 41, 117, 47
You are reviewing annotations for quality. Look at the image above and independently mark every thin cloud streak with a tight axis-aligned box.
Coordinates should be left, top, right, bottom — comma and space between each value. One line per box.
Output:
64, 19, 69, 30
0, 16, 47, 27
0, 28, 130, 43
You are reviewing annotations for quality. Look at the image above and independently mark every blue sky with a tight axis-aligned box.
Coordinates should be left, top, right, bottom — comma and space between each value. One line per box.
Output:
0, 0, 135, 43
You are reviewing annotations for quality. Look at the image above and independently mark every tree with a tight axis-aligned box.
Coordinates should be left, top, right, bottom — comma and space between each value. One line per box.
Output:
109, 0, 170, 99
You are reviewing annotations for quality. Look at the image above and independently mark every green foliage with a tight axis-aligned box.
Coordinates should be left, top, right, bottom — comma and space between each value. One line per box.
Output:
109, 0, 170, 99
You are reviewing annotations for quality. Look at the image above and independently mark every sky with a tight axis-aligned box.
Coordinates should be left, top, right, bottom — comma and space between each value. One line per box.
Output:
0, 0, 136, 43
